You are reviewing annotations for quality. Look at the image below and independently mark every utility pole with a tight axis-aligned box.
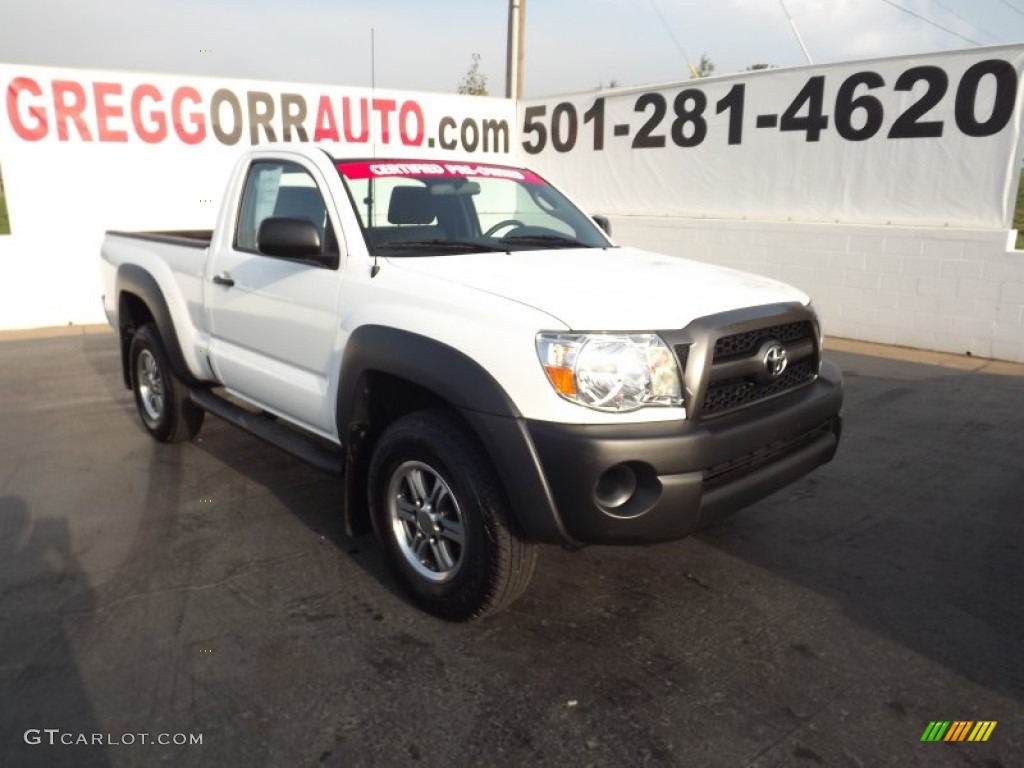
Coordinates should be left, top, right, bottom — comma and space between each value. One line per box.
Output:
506, 0, 526, 99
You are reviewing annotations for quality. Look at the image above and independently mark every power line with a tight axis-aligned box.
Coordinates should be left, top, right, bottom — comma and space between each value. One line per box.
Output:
930, 0, 1002, 43
998, 0, 1024, 19
879, 0, 982, 45
646, 0, 700, 77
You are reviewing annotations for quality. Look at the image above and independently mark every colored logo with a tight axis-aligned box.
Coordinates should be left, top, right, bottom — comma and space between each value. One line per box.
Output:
920, 721, 996, 742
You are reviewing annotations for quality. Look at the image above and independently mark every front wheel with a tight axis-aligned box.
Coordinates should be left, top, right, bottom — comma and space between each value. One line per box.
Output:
368, 410, 537, 621
129, 323, 204, 443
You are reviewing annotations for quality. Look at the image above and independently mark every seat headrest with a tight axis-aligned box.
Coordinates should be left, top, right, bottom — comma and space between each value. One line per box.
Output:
387, 186, 436, 225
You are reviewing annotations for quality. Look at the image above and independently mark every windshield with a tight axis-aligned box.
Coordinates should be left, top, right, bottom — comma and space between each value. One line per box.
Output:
335, 160, 612, 256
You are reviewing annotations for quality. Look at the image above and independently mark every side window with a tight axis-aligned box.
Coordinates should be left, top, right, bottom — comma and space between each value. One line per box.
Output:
234, 161, 339, 260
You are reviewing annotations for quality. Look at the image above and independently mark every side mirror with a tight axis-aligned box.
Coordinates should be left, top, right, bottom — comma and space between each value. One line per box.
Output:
592, 215, 612, 236
257, 217, 322, 261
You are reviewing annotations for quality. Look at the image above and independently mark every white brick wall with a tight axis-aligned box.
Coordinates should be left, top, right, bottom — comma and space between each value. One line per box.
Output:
608, 216, 1024, 363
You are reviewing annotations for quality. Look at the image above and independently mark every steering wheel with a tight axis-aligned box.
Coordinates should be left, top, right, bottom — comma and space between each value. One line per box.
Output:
483, 219, 525, 238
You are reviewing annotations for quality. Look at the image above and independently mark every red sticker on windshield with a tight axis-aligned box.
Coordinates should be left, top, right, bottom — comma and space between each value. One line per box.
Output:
337, 160, 543, 184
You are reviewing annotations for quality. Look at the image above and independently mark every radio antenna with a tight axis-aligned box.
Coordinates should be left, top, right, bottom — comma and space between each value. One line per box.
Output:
369, 27, 380, 277
370, 27, 378, 161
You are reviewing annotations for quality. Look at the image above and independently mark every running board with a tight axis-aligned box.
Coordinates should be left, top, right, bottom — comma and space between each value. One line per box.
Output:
189, 388, 344, 476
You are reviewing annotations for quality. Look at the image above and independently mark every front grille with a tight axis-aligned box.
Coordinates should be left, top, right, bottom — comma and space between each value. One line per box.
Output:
714, 321, 813, 361
702, 359, 816, 416
696, 316, 819, 418
673, 343, 690, 373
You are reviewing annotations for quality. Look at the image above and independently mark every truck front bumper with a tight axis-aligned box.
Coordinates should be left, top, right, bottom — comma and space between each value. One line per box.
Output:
520, 360, 843, 544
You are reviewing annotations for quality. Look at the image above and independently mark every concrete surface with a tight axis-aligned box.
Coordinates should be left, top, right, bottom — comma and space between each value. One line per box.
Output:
0, 329, 1021, 767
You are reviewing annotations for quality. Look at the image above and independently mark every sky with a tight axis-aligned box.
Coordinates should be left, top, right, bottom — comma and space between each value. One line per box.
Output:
2, 0, 1023, 97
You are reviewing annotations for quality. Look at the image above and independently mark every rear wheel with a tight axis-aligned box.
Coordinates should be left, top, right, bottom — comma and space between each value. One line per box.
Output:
129, 323, 204, 443
368, 410, 537, 621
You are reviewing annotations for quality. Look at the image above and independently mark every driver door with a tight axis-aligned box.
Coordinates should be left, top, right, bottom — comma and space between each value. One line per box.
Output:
206, 159, 343, 437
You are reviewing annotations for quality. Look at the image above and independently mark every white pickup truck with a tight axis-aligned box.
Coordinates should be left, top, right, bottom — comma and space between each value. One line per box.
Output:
101, 148, 843, 620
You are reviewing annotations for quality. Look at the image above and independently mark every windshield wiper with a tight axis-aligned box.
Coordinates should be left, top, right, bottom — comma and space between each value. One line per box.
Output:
498, 234, 592, 248
374, 239, 510, 254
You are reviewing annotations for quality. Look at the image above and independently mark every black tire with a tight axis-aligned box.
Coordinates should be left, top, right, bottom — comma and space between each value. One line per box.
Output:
368, 409, 537, 621
129, 323, 204, 443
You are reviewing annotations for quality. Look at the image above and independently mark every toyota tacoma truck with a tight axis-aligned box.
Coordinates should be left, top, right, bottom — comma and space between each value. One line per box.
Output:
100, 148, 843, 621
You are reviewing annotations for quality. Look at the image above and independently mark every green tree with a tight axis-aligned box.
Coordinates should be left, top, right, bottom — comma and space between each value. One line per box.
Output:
691, 53, 714, 79
0, 165, 8, 235
457, 53, 488, 96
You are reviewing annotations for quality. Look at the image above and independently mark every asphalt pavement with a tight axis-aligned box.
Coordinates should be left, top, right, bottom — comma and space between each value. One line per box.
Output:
0, 327, 1021, 767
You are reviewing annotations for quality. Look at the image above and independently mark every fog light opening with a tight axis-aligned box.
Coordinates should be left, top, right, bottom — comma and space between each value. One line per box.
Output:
595, 464, 638, 510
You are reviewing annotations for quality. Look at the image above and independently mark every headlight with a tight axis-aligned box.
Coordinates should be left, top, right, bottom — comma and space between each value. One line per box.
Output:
536, 333, 683, 412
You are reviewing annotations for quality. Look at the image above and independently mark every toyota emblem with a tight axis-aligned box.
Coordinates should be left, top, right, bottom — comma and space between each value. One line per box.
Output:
763, 343, 788, 378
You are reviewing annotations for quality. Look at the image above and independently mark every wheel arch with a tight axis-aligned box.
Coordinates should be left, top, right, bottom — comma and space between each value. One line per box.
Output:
115, 264, 202, 389
336, 325, 520, 429
336, 326, 570, 545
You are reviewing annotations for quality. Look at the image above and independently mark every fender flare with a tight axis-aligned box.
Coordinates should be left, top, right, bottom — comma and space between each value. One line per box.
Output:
336, 325, 573, 545
335, 324, 520, 431
115, 263, 203, 388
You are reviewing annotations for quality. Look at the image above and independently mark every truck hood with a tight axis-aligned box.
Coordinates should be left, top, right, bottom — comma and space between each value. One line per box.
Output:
386, 246, 809, 330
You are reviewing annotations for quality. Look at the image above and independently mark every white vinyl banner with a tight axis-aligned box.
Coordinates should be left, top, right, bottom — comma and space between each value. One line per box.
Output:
518, 45, 1024, 230
0, 64, 516, 327
0, 63, 517, 236
0, 50, 1022, 330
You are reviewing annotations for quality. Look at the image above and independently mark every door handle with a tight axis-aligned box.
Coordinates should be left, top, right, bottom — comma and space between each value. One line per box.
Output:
212, 272, 235, 287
